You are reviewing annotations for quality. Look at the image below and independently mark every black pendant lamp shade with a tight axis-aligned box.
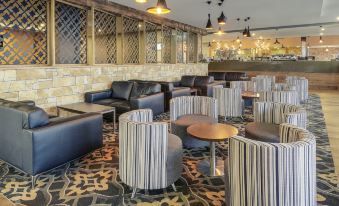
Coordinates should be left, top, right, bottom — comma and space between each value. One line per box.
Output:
246, 26, 251, 37
147, 0, 171, 14
218, 12, 226, 25
243, 27, 248, 37
206, 14, 213, 30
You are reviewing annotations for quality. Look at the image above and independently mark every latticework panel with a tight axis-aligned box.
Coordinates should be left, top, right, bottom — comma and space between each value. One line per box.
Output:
176, 30, 184, 63
145, 22, 157, 64
162, 27, 172, 64
55, 2, 87, 64
123, 17, 139, 64
0, 0, 47, 65
188, 33, 197, 63
95, 10, 117, 64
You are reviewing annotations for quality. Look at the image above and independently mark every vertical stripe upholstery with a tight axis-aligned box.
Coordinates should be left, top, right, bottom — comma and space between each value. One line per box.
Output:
213, 87, 243, 117
119, 109, 168, 190
274, 83, 296, 91
228, 124, 316, 206
170, 96, 218, 121
230, 81, 257, 92
286, 77, 309, 102
259, 91, 300, 105
252, 75, 276, 92
254, 102, 307, 128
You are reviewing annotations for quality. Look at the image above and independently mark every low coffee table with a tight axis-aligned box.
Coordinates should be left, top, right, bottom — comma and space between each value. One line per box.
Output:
187, 123, 238, 176
57, 103, 116, 133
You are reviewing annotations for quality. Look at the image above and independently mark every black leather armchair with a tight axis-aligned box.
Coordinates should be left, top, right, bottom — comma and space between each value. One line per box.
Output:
85, 81, 165, 116
209, 72, 248, 87
0, 99, 103, 186
129, 80, 191, 111
174, 75, 226, 97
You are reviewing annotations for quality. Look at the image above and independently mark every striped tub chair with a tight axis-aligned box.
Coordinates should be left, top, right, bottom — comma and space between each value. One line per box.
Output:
119, 109, 183, 197
170, 96, 218, 148
286, 76, 309, 102
259, 90, 300, 105
213, 87, 243, 120
230, 81, 257, 92
273, 83, 296, 91
251, 76, 275, 92
227, 123, 316, 206
245, 102, 307, 143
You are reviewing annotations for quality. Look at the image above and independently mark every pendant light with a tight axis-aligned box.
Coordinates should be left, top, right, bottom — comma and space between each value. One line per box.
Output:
135, 0, 148, 3
274, 38, 280, 44
243, 27, 248, 37
319, 36, 323, 43
236, 36, 240, 43
206, 14, 213, 30
246, 26, 251, 37
214, 27, 225, 35
147, 0, 171, 15
218, 12, 226, 25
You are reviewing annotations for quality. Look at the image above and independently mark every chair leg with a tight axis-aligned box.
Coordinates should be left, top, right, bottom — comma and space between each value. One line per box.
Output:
171, 183, 177, 192
31, 175, 38, 189
131, 188, 137, 199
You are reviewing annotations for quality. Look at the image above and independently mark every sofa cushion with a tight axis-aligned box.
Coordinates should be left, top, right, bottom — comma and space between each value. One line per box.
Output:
180, 76, 196, 87
130, 82, 161, 99
111, 81, 134, 100
194, 76, 214, 87
245, 122, 280, 143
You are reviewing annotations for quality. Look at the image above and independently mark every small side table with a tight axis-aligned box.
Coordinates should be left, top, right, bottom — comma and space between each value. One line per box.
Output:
57, 103, 116, 133
187, 123, 238, 176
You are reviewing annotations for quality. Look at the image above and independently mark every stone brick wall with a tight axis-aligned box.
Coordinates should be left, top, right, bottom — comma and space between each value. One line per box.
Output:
0, 64, 208, 113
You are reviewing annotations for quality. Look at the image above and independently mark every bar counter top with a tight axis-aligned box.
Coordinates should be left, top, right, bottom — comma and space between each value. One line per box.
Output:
209, 60, 339, 73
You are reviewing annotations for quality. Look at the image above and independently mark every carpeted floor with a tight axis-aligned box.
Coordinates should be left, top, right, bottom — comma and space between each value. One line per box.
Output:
0, 94, 339, 206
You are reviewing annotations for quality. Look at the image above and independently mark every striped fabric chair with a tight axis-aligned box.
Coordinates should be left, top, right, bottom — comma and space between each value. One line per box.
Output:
213, 87, 243, 119
254, 102, 307, 128
119, 109, 183, 197
259, 90, 300, 105
227, 124, 316, 206
230, 81, 257, 92
273, 83, 296, 91
251, 76, 275, 92
170, 96, 218, 148
286, 76, 309, 102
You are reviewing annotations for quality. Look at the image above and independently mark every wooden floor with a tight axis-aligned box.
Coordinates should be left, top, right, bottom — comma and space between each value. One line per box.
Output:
314, 90, 339, 176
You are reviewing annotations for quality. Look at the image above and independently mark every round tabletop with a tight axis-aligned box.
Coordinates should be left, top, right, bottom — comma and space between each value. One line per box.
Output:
242, 91, 260, 98
187, 123, 239, 142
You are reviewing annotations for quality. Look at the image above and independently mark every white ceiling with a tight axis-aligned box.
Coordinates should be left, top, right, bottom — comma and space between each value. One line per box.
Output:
110, 0, 339, 39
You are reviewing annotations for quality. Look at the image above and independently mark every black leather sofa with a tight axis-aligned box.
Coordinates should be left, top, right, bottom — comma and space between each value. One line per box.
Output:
85, 81, 165, 117
209, 72, 248, 87
0, 99, 103, 184
129, 80, 191, 111
174, 75, 226, 97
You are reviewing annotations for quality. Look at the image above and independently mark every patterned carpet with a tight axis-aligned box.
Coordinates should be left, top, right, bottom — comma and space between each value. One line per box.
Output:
0, 94, 339, 206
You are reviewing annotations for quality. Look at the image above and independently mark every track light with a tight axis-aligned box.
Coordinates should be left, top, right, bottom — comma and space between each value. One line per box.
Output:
147, 0, 171, 15
206, 14, 213, 30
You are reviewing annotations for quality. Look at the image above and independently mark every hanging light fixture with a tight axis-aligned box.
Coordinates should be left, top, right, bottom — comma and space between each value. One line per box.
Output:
246, 26, 251, 37
243, 27, 248, 37
206, 14, 213, 30
274, 38, 280, 44
236, 36, 240, 43
319, 36, 323, 43
147, 0, 171, 15
218, 12, 226, 25
135, 0, 148, 3
214, 27, 225, 35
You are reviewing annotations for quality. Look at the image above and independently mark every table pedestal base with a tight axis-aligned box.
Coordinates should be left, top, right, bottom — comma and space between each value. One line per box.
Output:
197, 159, 225, 176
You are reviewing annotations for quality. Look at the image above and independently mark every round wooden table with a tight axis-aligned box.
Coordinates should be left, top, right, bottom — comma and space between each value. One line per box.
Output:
187, 123, 238, 176
242, 91, 260, 99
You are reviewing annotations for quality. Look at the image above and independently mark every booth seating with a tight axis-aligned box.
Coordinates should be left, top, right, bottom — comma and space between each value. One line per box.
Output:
208, 72, 248, 87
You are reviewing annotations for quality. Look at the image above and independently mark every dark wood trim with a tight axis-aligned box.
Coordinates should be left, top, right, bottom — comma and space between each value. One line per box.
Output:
61, 0, 207, 35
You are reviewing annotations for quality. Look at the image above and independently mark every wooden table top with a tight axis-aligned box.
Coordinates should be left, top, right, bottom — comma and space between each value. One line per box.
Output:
242, 91, 260, 98
187, 123, 239, 142
57, 102, 115, 114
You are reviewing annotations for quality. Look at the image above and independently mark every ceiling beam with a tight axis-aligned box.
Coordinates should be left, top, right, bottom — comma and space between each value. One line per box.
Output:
60, 0, 207, 35
207, 21, 339, 34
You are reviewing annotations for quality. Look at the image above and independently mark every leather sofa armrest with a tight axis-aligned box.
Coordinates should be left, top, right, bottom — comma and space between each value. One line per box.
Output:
172, 81, 181, 87
25, 113, 103, 175
18, 100, 36, 107
85, 89, 112, 103
130, 92, 165, 116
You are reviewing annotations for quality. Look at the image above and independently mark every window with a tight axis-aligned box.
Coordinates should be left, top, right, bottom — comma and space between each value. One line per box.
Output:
95, 10, 117, 64
123, 17, 139, 64
55, 2, 87, 64
145, 22, 158, 64
0, 0, 48, 65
